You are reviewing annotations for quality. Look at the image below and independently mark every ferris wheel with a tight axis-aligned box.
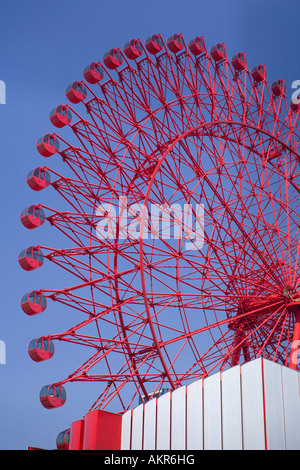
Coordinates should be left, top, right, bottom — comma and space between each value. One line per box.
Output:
19, 33, 300, 412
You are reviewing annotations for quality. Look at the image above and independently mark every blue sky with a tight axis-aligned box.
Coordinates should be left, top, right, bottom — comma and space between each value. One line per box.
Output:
0, 0, 299, 450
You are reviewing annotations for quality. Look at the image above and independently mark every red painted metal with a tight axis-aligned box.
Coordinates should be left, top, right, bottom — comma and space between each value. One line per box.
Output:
123, 39, 143, 60
188, 36, 206, 56
83, 62, 104, 85
83, 62, 105, 84
28, 337, 54, 362
290, 99, 300, 113
49, 105, 72, 128
36, 133, 60, 157
20, 205, 45, 229
289, 308, 300, 370
145, 34, 163, 55
65, 81, 88, 104
26, 167, 51, 191
231, 52, 247, 71
21, 291, 47, 315
83, 410, 122, 450
40, 383, 67, 409
271, 79, 286, 97
21, 33, 300, 420
56, 429, 70, 450
251, 64, 266, 82
167, 33, 184, 53
102, 48, 123, 70
18, 246, 44, 271
210, 42, 226, 61
69, 419, 85, 450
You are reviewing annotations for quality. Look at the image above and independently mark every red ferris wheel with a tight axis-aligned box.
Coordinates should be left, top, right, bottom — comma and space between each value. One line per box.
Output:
20, 33, 300, 413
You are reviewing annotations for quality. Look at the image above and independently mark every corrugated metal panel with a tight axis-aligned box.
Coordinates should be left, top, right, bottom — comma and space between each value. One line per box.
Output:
120, 358, 300, 450
186, 379, 203, 450
121, 409, 132, 450
241, 358, 265, 450
143, 398, 157, 450
203, 372, 222, 450
281, 365, 300, 450
171, 386, 186, 450
262, 359, 285, 450
131, 404, 144, 450
156, 391, 171, 450
221, 365, 243, 450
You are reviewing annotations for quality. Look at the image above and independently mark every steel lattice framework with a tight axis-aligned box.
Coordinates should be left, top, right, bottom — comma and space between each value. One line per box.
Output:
21, 33, 300, 412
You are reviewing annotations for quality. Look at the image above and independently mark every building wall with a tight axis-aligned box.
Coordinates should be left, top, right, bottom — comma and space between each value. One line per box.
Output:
121, 358, 300, 450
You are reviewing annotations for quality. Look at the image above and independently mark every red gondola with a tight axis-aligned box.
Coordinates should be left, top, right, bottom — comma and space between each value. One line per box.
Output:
123, 39, 143, 60
40, 384, 67, 409
65, 81, 88, 104
210, 43, 226, 62
166, 33, 184, 54
26, 167, 51, 191
188, 36, 205, 56
145, 34, 163, 55
103, 48, 123, 70
36, 133, 60, 157
18, 246, 44, 271
49, 105, 72, 128
56, 429, 70, 450
21, 291, 47, 316
251, 64, 266, 83
290, 99, 300, 112
20, 205, 45, 229
271, 79, 286, 97
83, 62, 105, 84
231, 52, 247, 71
28, 337, 55, 362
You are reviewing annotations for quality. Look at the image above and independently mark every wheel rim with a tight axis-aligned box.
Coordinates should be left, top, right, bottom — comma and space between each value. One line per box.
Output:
22, 34, 300, 411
